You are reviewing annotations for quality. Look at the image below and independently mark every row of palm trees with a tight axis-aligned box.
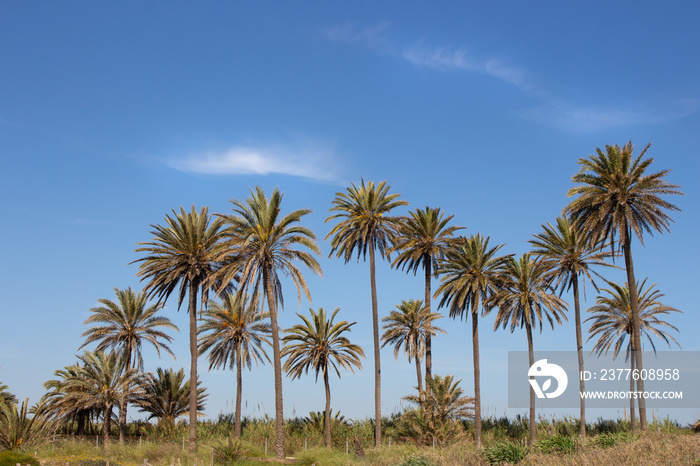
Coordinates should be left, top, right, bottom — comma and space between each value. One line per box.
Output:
22, 141, 680, 458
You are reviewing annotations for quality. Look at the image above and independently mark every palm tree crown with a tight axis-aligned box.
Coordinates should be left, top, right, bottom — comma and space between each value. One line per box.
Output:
586, 279, 681, 357
135, 368, 207, 426
381, 299, 445, 402
81, 287, 179, 372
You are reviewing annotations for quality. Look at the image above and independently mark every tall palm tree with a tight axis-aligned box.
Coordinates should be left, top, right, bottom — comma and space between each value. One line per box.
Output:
391, 206, 463, 388
325, 179, 408, 446
434, 234, 508, 446
282, 307, 364, 448
53, 351, 141, 444
198, 293, 271, 438
565, 142, 683, 428
133, 205, 224, 452
135, 368, 207, 427
80, 287, 179, 443
381, 299, 445, 404
585, 278, 681, 435
491, 254, 568, 446
529, 217, 613, 437
214, 187, 321, 459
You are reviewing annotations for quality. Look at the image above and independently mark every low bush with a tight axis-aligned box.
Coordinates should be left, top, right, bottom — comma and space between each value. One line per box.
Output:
535, 434, 578, 455
0, 451, 40, 466
481, 439, 528, 465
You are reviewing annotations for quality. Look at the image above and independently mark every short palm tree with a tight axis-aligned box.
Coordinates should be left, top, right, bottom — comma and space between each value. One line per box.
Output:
529, 217, 613, 437
586, 278, 681, 434
135, 367, 207, 427
391, 207, 463, 387
0, 398, 57, 451
43, 363, 96, 435
215, 187, 321, 459
434, 234, 508, 445
282, 307, 364, 448
133, 205, 223, 451
401, 374, 474, 446
381, 299, 445, 404
198, 292, 271, 438
491, 254, 568, 446
565, 141, 683, 428
326, 179, 407, 446
53, 351, 141, 444
80, 287, 179, 442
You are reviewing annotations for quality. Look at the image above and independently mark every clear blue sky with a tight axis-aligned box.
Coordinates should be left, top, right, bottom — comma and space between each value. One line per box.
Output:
2, 1, 698, 426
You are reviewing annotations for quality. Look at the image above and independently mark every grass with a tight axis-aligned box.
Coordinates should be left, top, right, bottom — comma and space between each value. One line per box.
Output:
27, 416, 699, 466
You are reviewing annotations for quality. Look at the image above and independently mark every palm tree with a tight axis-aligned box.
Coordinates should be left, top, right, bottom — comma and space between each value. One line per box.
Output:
214, 187, 321, 459
133, 205, 223, 452
401, 374, 474, 446
80, 287, 179, 443
529, 217, 613, 437
491, 254, 568, 446
0, 398, 57, 451
434, 234, 508, 446
391, 207, 463, 388
198, 293, 271, 438
0, 383, 16, 406
585, 278, 681, 435
53, 351, 141, 444
565, 142, 683, 428
325, 179, 408, 446
282, 307, 364, 448
43, 363, 96, 435
135, 368, 207, 427
381, 299, 445, 404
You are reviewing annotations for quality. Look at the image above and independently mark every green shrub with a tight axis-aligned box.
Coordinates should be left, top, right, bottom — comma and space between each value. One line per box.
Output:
212, 435, 249, 463
396, 453, 437, 466
0, 450, 40, 466
481, 440, 528, 465
536, 434, 578, 454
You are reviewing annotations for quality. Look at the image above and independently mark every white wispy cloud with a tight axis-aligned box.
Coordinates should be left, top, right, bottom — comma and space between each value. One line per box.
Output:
169, 142, 339, 181
403, 46, 535, 91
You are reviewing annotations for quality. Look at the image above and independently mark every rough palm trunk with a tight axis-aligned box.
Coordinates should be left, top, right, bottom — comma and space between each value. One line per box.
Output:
629, 348, 636, 436
415, 357, 424, 405
119, 395, 127, 443
472, 298, 482, 446
264, 266, 285, 459
622, 231, 646, 429
572, 277, 586, 437
369, 246, 382, 447
324, 369, 332, 448
103, 405, 112, 445
525, 320, 536, 447
235, 340, 242, 438
424, 257, 432, 394
188, 279, 200, 452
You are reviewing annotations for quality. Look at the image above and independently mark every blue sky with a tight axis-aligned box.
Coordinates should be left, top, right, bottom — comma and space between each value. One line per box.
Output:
1, 1, 698, 426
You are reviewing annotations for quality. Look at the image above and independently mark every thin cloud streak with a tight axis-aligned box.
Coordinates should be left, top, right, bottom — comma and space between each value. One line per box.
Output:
323, 21, 391, 49
403, 46, 535, 91
169, 144, 340, 181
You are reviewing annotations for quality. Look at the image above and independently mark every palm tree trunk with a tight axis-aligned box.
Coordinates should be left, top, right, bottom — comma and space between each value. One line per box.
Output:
369, 246, 382, 447
119, 395, 127, 444
472, 300, 482, 447
103, 405, 112, 446
264, 266, 285, 459
235, 340, 242, 438
629, 350, 636, 436
188, 278, 200, 453
572, 277, 586, 437
525, 320, 536, 447
424, 257, 432, 395
622, 232, 646, 429
324, 369, 332, 448
415, 357, 424, 405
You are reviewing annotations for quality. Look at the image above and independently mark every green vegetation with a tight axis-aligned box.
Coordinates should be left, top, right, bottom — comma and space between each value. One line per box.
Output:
0, 450, 40, 466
